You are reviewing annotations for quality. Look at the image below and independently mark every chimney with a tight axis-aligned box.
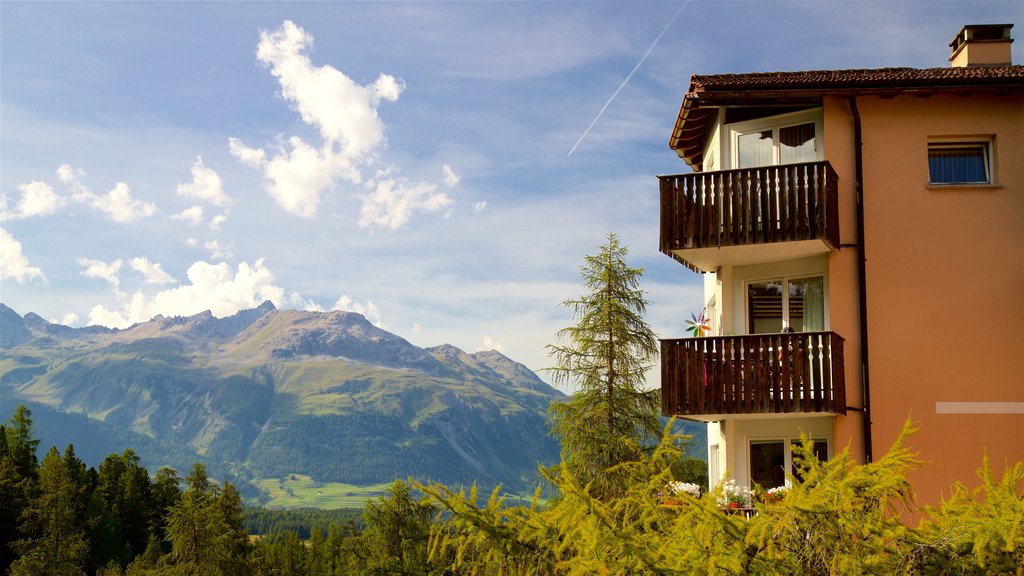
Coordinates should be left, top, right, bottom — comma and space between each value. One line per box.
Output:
949, 24, 1014, 67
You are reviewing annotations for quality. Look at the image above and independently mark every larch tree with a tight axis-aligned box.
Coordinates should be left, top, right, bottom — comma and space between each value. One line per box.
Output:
545, 232, 662, 499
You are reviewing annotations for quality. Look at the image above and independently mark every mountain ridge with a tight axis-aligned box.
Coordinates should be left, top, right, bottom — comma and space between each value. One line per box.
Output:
0, 302, 565, 494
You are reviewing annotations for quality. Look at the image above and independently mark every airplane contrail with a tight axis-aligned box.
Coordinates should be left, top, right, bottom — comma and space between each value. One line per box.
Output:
568, 0, 689, 157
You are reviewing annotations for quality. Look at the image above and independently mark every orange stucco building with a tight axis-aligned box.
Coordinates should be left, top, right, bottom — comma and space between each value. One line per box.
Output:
658, 24, 1023, 508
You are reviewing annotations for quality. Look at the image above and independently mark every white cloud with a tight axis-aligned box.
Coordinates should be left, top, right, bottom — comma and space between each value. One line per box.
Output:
177, 156, 232, 207
473, 201, 487, 212
185, 237, 199, 247
227, 138, 267, 167
171, 205, 204, 227
359, 176, 453, 230
261, 136, 354, 218
442, 164, 460, 187
286, 292, 323, 312
92, 183, 157, 222
77, 257, 122, 290
256, 20, 402, 157
129, 257, 176, 284
478, 335, 506, 353
209, 213, 227, 231
57, 164, 91, 202
86, 259, 288, 328
232, 20, 453, 227
6, 181, 64, 219
333, 294, 383, 327
54, 164, 157, 222
57, 313, 79, 326
204, 240, 233, 260
0, 229, 45, 283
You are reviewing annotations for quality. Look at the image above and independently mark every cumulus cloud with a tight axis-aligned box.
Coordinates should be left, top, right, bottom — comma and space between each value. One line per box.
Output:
57, 164, 91, 202
287, 292, 323, 312
0, 229, 45, 283
56, 164, 157, 222
228, 19, 403, 218
177, 156, 232, 207
473, 201, 487, 212
204, 240, 233, 260
478, 335, 506, 353
77, 258, 123, 290
85, 259, 287, 328
5, 181, 64, 219
442, 164, 461, 187
57, 313, 79, 326
209, 213, 227, 231
333, 294, 383, 327
231, 20, 451, 228
129, 257, 176, 284
256, 20, 402, 156
264, 137, 355, 218
359, 176, 453, 230
227, 138, 266, 167
91, 183, 157, 223
171, 205, 204, 227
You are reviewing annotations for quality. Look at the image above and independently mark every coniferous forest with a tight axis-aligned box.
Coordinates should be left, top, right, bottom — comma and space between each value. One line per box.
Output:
2, 236, 1021, 574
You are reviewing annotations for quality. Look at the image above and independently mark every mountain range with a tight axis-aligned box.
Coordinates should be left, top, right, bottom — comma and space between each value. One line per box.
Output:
0, 302, 567, 494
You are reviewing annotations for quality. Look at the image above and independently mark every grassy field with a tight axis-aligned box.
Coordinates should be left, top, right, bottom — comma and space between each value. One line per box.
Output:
254, 475, 391, 509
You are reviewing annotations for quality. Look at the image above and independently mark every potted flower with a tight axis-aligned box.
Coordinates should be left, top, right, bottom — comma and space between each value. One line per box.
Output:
715, 479, 752, 509
765, 485, 789, 504
659, 481, 701, 506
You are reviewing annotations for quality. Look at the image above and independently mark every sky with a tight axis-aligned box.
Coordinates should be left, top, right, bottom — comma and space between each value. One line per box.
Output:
2, 1, 1021, 390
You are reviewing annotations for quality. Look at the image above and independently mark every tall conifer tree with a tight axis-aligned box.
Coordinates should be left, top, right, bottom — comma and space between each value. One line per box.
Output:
546, 232, 661, 498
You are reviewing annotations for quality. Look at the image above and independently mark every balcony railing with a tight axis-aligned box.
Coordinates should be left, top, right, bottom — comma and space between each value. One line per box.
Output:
660, 161, 840, 272
661, 332, 846, 418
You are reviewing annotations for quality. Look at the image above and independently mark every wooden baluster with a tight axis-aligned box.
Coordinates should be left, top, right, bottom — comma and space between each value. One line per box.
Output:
722, 172, 733, 246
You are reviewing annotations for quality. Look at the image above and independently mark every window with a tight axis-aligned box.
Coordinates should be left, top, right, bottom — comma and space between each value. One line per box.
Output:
749, 438, 828, 490
727, 109, 823, 169
928, 142, 991, 185
747, 276, 825, 334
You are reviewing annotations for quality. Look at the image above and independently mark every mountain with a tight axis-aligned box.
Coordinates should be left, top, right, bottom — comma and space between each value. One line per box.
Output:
0, 302, 566, 494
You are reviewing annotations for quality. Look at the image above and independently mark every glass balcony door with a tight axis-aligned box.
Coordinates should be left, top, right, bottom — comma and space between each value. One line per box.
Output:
728, 109, 823, 170
747, 276, 824, 334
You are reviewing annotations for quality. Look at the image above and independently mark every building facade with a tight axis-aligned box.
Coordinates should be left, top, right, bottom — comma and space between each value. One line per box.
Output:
658, 24, 1024, 507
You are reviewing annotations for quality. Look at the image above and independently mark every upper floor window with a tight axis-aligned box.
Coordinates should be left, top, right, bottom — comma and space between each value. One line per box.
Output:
727, 109, 823, 169
928, 142, 991, 185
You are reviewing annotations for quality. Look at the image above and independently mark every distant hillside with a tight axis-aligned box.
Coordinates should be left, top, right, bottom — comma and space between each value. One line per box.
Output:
0, 302, 567, 494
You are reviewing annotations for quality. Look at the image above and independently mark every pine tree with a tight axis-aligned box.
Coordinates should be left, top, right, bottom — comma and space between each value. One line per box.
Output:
546, 232, 661, 499
10, 446, 90, 576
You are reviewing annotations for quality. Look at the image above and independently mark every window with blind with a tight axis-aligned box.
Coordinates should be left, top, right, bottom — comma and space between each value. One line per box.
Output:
928, 142, 991, 185
747, 276, 825, 334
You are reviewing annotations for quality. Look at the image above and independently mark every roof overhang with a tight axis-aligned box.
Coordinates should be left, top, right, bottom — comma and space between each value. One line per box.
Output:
668, 65, 1024, 171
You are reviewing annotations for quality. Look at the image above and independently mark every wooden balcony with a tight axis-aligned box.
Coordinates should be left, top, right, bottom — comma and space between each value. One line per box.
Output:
661, 332, 846, 420
660, 161, 840, 272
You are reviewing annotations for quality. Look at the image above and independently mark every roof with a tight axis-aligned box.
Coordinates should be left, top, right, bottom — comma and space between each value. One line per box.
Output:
670, 65, 1024, 169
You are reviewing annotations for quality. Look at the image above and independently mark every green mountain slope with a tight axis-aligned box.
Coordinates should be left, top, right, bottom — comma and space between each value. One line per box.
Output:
0, 302, 565, 493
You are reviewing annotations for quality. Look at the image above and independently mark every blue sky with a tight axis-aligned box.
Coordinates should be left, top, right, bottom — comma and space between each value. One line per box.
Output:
2, 1, 1021, 389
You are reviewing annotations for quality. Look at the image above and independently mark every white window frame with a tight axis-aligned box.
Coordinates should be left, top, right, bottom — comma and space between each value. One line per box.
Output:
744, 273, 828, 333
927, 138, 994, 186
747, 436, 830, 490
724, 108, 824, 170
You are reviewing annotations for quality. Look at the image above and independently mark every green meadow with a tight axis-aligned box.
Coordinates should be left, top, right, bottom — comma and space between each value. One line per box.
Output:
255, 475, 391, 509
